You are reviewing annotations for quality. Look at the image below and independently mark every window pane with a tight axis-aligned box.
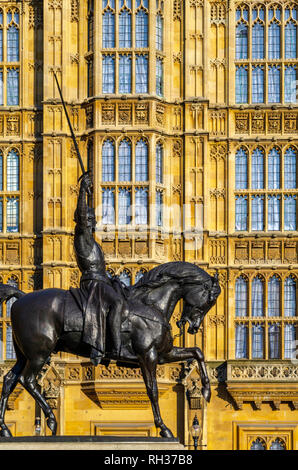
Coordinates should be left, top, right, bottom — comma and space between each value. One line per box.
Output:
102, 11, 115, 48
285, 21, 297, 59
135, 139, 148, 181
0, 154, 3, 191
0, 29, 3, 62
6, 325, 16, 359
0, 69, 3, 105
135, 10, 148, 48
102, 189, 115, 224
284, 277, 296, 317
7, 68, 19, 106
118, 189, 131, 224
268, 148, 280, 189
119, 54, 132, 93
156, 14, 163, 51
6, 277, 18, 317
135, 55, 148, 93
251, 196, 264, 231
236, 23, 248, 59
268, 21, 280, 59
156, 190, 163, 226
268, 276, 280, 317
235, 196, 247, 231
7, 150, 19, 191
235, 66, 248, 104
284, 324, 296, 359
251, 148, 264, 189
6, 196, 19, 232
135, 188, 148, 224
0, 198, 3, 232
119, 270, 131, 286
252, 277, 264, 317
119, 11, 131, 48
102, 139, 115, 182
284, 148, 296, 189
156, 143, 163, 184
284, 196, 296, 231
252, 324, 264, 359
235, 277, 248, 317
7, 25, 19, 62
268, 196, 280, 231
102, 55, 115, 93
252, 66, 264, 103
250, 439, 266, 450
252, 22, 264, 59
268, 66, 280, 103
268, 323, 280, 359
156, 58, 163, 96
285, 66, 297, 103
87, 60, 93, 97
118, 139, 131, 181
235, 324, 248, 358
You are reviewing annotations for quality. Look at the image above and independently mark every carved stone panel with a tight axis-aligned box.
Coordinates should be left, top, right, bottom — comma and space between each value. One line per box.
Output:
251, 112, 265, 133
102, 104, 116, 125
118, 104, 132, 125
235, 242, 249, 263
251, 242, 265, 262
235, 113, 249, 134
135, 103, 149, 124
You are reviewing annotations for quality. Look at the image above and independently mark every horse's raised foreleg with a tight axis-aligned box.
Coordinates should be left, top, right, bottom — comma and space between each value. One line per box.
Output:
138, 348, 174, 439
19, 358, 57, 435
0, 358, 26, 437
160, 347, 211, 402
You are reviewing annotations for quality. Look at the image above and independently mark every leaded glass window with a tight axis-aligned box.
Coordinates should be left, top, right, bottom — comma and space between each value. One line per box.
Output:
252, 277, 264, 317
268, 21, 281, 59
268, 276, 281, 317
235, 66, 248, 103
285, 20, 297, 59
118, 189, 131, 224
135, 9, 148, 48
252, 21, 264, 59
252, 324, 264, 359
284, 324, 296, 359
156, 13, 163, 51
284, 148, 297, 189
7, 68, 19, 105
268, 195, 280, 231
156, 57, 163, 96
119, 270, 131, 286
284, 196, 296, 231
119, 54, 132, 93
268, 66, 280, 103
235, 324, 248, 358
156, 190, 163, 226
235, 196, 247, 231
102, 188, 115, 224
250, 439, 266, 450
235, 276, 248, 317
156, 143, 163, 184
102, 55, 115, 93
102, 139, 115, 182
135, 188, 148, 224
285, 66, 297, 103
252, 66, 264, 103
6, 196, 19, 232
269, 323, 280, 359
284, 277, 296, 317
235, 148, 248, 189
102, 10, 115, 48
119, 9, 132, 48
251, 148, 264, 189
135, 54, 148, 93
7, 149, 19, 191
118, 139, 132, 181
135, 139, 148, 182
268, 148, 280, 189
251, 195, 264, 231
6, 324, 15, 359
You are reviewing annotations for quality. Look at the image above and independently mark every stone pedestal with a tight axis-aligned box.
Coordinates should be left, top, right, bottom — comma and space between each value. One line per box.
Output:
0, 436, 185, 450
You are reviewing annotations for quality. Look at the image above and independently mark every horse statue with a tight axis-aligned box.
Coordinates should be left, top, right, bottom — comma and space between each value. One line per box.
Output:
0, 261, 220, 439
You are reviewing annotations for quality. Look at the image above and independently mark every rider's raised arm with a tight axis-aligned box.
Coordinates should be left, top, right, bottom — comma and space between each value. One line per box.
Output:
74, 175, 92, 235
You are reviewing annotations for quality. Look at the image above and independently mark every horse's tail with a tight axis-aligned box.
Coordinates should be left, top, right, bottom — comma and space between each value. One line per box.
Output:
0, 283, 25, 305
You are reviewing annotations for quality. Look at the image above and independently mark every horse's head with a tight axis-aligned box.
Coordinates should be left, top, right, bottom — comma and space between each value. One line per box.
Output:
177, 273, 221, 334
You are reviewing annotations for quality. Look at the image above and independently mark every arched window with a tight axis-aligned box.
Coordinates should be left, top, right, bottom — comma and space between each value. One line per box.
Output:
7, 18, 19, 62
268, 9, 281, 59
119, 270, 131, 286
268, 65, 281, 103
270, 439, 286, 450
251, 195, 264, 231
250, 438, 266, 450
252, 66, 264, 103
285, 19, 296, 59
236, 22, 248, 59
119, 54, 132, 93
7, 68, 19, 106
102, 188, 115, 225
252, 324, 264, 358
135, 187, 148, 224
268, 276, 280, 317
156, 58, 163, 96
118, 188, 131, 225
285, 66, 297, 103
284, 277, 296, 317
235, 66, 248, 103
284, 196, 296, 231
118, 139, 132, 181
135, 270, 145, 284
135, 9, 148, 48
235, 276, 248, 317
102, 139, 115, 182
156, 143, 163, 184
284, 148, 297, 189
268, 195, 281, 231
7, 149, 19, 191
269, 323, 280, 359
235, 148, 248, 189
102, 10, 115, 48
0, 10, 3, 62
252, 21, 264, 59
252, 277, 264, 317
135, 54, 148, 93
268, 148, 280, 189
156, 13, 163, 51
235, 324, 248, 359
102, 55, 115, 93
235, 195, 247, 231
251, 148, 264, 189
135, 139, 148, 181
119, 9, 132, 48
284, 323, 296, 359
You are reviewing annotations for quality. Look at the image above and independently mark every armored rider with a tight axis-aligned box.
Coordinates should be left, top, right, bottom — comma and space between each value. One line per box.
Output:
73, 173, 123, 365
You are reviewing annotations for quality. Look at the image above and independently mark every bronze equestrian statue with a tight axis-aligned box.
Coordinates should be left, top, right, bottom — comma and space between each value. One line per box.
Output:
0, 75, 221, 439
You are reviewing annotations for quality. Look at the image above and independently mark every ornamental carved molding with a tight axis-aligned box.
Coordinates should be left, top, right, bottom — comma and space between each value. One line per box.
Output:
235, 111, 298, 135
228, 362, 298, 382
234, 239, 298, 265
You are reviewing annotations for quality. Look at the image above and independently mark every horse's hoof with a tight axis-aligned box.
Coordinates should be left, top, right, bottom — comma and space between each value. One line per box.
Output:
160, 427, 174, 438
0, 427, 12, 438
202, 385, 211, 403
46, 417, 57, 435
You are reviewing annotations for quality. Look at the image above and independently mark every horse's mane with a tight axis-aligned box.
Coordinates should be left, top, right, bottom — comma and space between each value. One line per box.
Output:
126, 261, 213, 300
